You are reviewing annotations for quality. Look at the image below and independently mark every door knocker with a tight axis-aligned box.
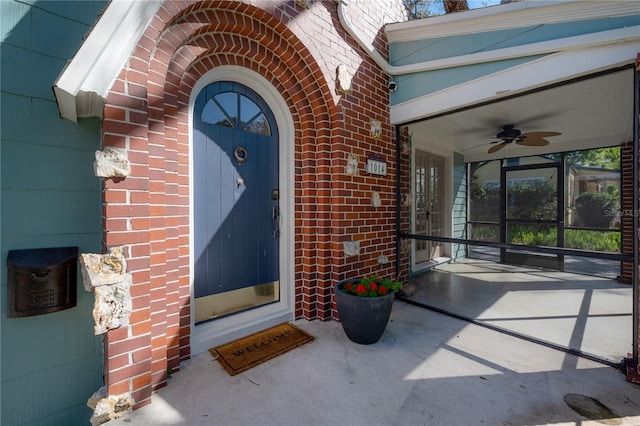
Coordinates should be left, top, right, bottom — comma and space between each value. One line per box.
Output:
234, 146, 247, 164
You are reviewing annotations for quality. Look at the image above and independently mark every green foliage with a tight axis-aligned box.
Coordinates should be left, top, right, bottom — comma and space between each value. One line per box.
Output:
508, 225, 557, 246
506, 226, 620, 252
565, 229, 620, 252
468, 147, 622, 253
472, 224, 620, 252
564, 147, 620, 169
506, 180, 557, 220
471, 179, 558, 222
340, 275, 403, 297
470, 224, 499, 242
469, 183, 499, 221
574, 192, 616, 228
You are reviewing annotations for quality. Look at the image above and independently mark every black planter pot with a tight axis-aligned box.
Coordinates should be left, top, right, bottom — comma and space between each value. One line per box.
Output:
334, 278, 395, 345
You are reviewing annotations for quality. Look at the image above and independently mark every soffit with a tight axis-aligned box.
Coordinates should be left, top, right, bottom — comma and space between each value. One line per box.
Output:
405, 67, 635, 163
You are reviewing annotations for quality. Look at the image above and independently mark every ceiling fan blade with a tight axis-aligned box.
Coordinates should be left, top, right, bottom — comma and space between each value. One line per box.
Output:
516, 138, 549, 147
461, 142, 493, 152
488, 141, 509, 154
520, 131, 561, 139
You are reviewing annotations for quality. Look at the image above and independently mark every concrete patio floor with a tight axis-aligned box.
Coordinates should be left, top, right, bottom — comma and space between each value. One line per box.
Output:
107, 301, 640, 426
405, 259, 633, 365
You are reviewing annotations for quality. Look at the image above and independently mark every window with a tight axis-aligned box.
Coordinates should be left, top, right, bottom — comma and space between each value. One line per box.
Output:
201, 92, 271, 136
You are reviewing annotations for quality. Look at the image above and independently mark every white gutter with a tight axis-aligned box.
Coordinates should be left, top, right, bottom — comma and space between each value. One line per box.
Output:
336, 0, 395, 74
53, 0, 162, 122
336, 0, 640, 77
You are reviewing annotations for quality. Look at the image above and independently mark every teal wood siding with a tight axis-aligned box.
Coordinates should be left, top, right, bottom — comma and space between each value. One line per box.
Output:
390, 55, 543, 105
1, 1, 106, 424
389, 15, 639, 66
452, 152, 467, 260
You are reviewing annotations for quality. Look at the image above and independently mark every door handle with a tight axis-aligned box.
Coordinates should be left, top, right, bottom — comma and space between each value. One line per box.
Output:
272, 206, 280, 238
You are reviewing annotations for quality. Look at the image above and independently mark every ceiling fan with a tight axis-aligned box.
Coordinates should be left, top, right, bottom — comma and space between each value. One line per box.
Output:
487, 125, 561, 154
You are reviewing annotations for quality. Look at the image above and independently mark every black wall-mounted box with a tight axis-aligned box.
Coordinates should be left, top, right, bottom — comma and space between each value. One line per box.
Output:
7, 247, 78, 318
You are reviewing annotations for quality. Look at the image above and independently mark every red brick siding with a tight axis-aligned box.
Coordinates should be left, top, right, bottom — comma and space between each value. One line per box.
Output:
100, 0, 406, 407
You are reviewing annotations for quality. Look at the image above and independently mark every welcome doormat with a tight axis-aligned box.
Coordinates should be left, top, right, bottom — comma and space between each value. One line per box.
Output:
210, 323, 314, 376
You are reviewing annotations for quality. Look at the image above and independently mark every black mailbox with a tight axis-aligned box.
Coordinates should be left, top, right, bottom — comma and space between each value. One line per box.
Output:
7, 247, 78, 318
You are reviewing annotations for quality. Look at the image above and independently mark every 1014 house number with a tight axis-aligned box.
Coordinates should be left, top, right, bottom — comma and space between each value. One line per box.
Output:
366, 159, 387, 176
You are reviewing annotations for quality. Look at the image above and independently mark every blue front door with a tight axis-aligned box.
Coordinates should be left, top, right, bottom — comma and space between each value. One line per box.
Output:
193, 81, 279, 323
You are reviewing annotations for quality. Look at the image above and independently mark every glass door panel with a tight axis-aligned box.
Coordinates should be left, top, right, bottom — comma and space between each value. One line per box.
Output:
506, 169, 558, 221
428, 154, 445, 258
503, 164, 562, 269
468, 160, 501, 260
414, 150, 445, 264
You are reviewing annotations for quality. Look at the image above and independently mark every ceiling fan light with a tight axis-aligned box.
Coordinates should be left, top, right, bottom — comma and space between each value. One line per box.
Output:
496, 125, 521, 140
486, 125, 559, 154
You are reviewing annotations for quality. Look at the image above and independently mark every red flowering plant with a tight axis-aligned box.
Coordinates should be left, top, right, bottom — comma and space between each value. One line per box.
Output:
340, 274, 403, 297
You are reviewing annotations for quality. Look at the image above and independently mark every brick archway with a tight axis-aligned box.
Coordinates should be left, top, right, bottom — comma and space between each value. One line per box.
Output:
101, 1, 341, 407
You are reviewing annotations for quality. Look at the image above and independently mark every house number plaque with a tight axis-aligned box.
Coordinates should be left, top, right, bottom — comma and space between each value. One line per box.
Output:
366, 156, 387, 176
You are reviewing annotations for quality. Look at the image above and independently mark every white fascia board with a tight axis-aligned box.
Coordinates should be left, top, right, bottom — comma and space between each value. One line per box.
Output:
53, 0, 162, 122
386, 0, 640, 42
390, 39, 639, 125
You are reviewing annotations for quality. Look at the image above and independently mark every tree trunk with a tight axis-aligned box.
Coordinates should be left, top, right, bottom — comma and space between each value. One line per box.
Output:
443, 0, 469, 13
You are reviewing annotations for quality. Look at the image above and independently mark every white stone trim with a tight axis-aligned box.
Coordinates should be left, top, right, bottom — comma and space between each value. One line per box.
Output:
53, 0, 162, 122
189, 66, 295, 355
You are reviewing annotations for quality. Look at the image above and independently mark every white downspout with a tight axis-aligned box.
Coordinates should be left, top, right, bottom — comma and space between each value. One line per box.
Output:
336, 0, 397, 75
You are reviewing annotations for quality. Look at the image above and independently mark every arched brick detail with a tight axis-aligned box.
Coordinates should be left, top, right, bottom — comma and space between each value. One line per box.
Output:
101, 0, 347, 407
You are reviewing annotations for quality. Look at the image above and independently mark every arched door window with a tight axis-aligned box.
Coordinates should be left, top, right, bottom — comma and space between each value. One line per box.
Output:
201, 92, 271, 136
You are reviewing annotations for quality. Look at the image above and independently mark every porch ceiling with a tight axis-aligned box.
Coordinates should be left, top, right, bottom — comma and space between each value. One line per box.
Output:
404, 67, 635, 163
